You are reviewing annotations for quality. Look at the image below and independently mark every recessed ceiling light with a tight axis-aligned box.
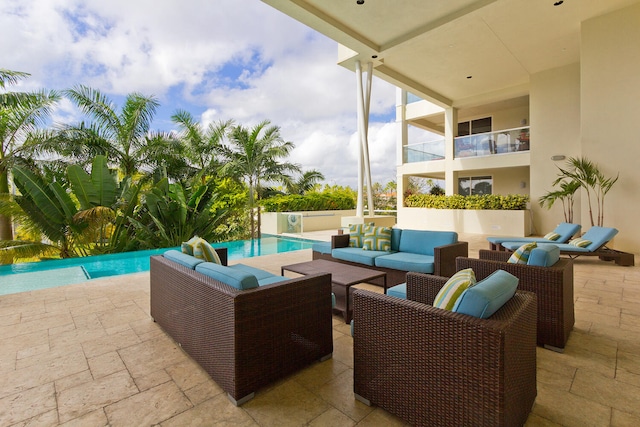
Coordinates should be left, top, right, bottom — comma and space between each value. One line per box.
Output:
553, 1, 564, 6
356, 0, 365, 4
466, 76, 473, 79
371, 55, 378, 59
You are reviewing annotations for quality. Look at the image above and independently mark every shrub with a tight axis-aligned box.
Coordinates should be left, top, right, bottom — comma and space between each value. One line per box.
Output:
261, 192, 355, 212
405, 194, 528, 210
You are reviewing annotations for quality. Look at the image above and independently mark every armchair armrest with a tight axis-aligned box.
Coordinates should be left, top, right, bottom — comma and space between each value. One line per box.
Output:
406, 272, 448, 305
215, 247, 229, 266
331, 233, 350, 249
478, 249, 511, 262
433, 241, 469, 277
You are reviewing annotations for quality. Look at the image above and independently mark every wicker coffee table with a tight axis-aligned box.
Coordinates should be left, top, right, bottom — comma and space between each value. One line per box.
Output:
281, 259, 387, 323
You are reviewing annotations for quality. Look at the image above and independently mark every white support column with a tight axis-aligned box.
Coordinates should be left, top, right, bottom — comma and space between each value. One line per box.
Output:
355, 60, 375, 218
444, 106, 458, 195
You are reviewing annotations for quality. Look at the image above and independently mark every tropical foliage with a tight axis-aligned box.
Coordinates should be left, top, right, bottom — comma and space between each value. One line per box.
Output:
540, 156, 618, 226
405, 194, 529, 210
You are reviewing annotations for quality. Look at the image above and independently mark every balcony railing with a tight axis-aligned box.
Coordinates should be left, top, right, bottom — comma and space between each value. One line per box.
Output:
455, 127, 530, 158
403, 140, 445, 163
402, 127, 530, 164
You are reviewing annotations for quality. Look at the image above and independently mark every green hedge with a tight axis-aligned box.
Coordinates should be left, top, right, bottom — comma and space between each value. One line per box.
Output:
261, 193, 356, 212
405, 194, 529, 210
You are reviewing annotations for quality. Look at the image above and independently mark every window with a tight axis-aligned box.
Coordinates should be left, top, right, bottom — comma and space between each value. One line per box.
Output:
458, 176, 492, 196
457, 117, 492, 136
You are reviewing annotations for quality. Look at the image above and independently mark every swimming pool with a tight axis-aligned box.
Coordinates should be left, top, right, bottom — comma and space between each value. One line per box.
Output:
0, 235, 318, 296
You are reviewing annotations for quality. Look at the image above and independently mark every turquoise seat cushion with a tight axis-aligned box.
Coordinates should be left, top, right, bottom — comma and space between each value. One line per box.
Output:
527, 245, 560, 267
387, 282, 407, 299
228, 264, 276, 281
312, 242, 332, 255
195, 262, 259, 290
257, 276, 289, 286
331, 247, 388, 266
398, 230, 457, 256
163, 250, 204, 269
453, 270, 519, 319
374, 252, 435, 274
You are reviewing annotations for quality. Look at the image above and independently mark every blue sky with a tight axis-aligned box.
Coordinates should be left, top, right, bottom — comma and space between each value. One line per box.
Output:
2, 0, 399, 188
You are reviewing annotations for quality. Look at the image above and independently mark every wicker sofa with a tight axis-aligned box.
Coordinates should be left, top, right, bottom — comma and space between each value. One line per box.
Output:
353, 272, 537, 426
312, 228, 469, 286
149, 249, 333, 405
456, 248, 574, 351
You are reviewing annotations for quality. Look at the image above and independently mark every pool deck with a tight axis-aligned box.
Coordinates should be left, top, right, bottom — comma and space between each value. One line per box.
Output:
1, 232, 640, 426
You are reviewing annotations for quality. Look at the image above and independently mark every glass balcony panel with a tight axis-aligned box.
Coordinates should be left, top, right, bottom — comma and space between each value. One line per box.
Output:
454, 127, 529, 159
403, 139, 445, 163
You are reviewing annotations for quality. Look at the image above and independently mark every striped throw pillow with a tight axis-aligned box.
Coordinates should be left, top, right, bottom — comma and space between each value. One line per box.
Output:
544, 232, 561, 241
196, 240, 222, 264
433, 268, 476, 311
569, 238, 591, 248
182, 236, 203, 256
507, 242, 537, 264
362, 226, 392, 251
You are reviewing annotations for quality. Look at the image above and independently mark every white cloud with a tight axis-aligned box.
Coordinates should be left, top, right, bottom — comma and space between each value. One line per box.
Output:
2, 0, 398, 188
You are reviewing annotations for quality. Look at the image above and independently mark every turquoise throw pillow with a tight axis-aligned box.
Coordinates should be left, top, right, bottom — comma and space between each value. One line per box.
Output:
453, 269, 518, 319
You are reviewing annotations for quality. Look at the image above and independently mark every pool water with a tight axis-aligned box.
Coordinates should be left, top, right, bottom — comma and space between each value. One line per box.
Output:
0, 235, 317, 295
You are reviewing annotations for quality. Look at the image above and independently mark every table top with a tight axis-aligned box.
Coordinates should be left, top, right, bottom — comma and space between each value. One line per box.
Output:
281, 259, 386, 287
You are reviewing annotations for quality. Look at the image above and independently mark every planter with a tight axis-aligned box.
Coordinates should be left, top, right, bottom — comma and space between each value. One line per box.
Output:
397, 207, 531, 237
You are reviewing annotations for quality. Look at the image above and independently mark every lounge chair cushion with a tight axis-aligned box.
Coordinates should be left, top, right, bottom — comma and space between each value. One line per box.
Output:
387, 282, 407, 299
163, 249, 204, 269
374, 252, 435, 274
507, 242, 537, 264
433, 268, 476, 311
453, 270, 519, 319
363, 226, 392, 251
527, 245, 560, 267
195, 262, 259, 290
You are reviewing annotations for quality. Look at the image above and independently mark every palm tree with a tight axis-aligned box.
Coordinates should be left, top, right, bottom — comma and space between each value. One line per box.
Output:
0, 69, 60, 240
171, 110, 233, 184
539, 179, 580, 223
219, 120, 300, 238
284, 169, 325, 195
62, 85, 180, 181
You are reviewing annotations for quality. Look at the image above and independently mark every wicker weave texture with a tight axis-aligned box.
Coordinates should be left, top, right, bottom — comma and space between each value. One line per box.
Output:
311, 233, 469, 285
150, 255, 333, 403
457, 250, 574, 350
353, 274, 537, 426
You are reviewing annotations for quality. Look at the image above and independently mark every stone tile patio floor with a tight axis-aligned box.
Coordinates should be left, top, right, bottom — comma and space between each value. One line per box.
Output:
1, 232, 640, 426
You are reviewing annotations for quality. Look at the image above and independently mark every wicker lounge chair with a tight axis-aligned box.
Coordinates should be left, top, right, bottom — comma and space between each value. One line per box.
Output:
501, 226, 634, 266
487, 222, 581, 251
353, 273, 537, 426
457, 250, 574, 351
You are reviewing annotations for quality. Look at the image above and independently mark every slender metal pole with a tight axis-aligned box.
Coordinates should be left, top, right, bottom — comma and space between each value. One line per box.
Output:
362, 62, 374, 217
355, 60, 364, 217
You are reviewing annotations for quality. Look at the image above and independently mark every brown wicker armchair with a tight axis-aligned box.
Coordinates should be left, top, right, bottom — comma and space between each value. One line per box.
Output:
150, 255, 333, 405
456, 249, 574, 351
353, 272, 537, 427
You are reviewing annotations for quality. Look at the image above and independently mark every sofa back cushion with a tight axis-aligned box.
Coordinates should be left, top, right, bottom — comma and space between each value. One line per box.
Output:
453, 269, 518, 319
163, 250, 204, 269
527, 245, 560, 267
398, 230, 458, 256
195, 262, 259, 290
390, 228, 403, 252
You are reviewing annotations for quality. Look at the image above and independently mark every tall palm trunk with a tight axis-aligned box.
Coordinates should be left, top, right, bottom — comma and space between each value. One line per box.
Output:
0, 166, 13, 240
